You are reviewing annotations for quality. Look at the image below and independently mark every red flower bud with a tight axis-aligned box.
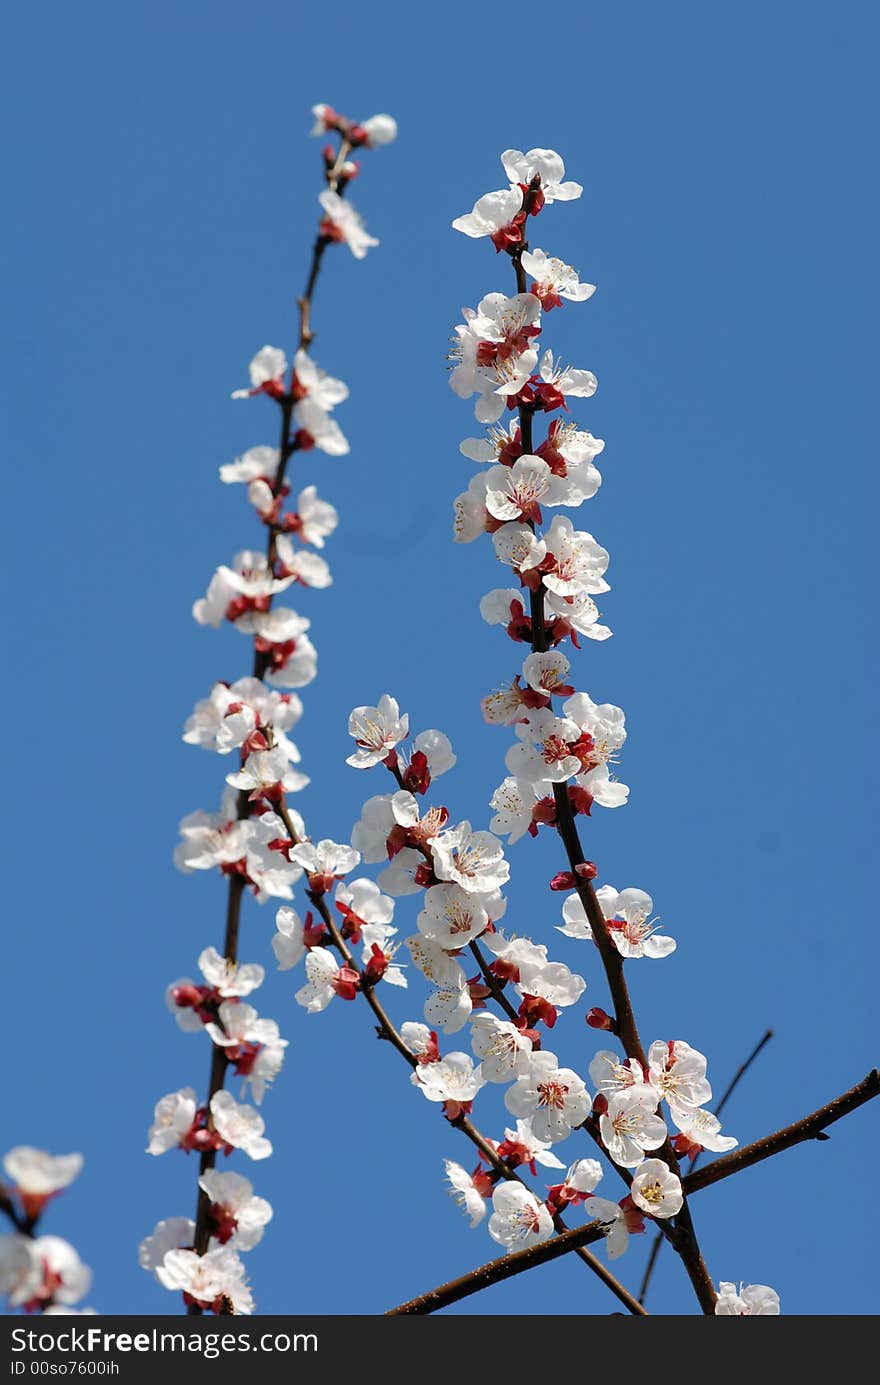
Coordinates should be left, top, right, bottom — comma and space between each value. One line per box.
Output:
586, 1007, 614, 1031
549, 871, 577, 891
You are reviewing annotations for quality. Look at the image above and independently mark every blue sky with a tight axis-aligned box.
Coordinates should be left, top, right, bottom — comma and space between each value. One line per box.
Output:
2, 0, 877, 1317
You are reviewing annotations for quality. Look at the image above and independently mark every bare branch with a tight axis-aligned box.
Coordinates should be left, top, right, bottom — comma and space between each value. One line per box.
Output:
683, 1069, 880, 1196
385, 1218, 623, 1316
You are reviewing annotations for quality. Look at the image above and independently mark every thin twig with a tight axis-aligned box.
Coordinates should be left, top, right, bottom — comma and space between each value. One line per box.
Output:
0, 1193, 27, 1235
469, 939, 520, 1023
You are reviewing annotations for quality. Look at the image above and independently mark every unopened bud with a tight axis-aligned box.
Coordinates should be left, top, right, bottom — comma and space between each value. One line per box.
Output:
586, 1007, 614, 1031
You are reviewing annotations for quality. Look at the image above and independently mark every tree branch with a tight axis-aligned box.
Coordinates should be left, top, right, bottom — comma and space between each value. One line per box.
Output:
385, 1217, 623, 1316
469, 939, 520, 1023
683, 1069, 880, 1196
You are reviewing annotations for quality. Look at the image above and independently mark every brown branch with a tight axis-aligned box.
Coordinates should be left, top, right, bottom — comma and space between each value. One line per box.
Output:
469, 939, 520, 1023
683, 1069, 880, 1196
638, 1027, 774, 1304
508, 241, 717, 1315
0, 1191, 28, 1236
385, 1217, 616, 1316
307, 886, 418, 1068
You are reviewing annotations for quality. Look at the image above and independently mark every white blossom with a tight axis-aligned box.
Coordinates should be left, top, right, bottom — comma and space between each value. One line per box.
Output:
347, 695, 409, 768
489, 777, 543, 844
3, 1236, 91, 1309
546, 590, 612, 641
294, 947, 352, 1013
470, 1014, 532, 1084
413, 729, 457, 778
293, 396, 349, 455
198, 947, 264, 998
319, 189, 378, 259
274, 539, 332, 589
291, 485, 339, 547
561, 1158, 603, 1195
451, 186, 524, 241
504, 1050, 591, 1143
220, 445, 280, 486
583, 1196, 630, 1260
193, 551, 293, 629
487, 1183, 553, 1250
272, 906, 309, 971
400, 1022, 435, 1060
292, 348, 349, 410
290, 838, 360, 882
492, 521, 547, 573
226, 747, 308, 800
174, 790, 254, 875
671, 1106, 738, 1154
0, 1235, 39, 1304
418, 883, 489, 949
204, 1002, 287, 1104
630, 1159, 683, 1219
411, 1052, 485, 1105
515, 957, 586, 1010
505, 709, 584, 784
2, 1148, 83, 1201
351, 791, 418, 864
406, 938, 473, 1034
647, 1039, 712, 1119
600, 1087, 668, 1168
521, 650, 574, 697
183, 679, 302, 760
231, 345, 287, 399
541, 516, 609, 597
537, 347, 597, 401
588, 1050, 646, 1098
147, 1088, 197, 1155
715, 1282, 780, 1315
520, 248, 595, 306
360, 113, 398, 147
430, 821, 510, 895
443, 1160, 487, 1228
209, 1091, 272, 1161
198, 1171, 273, 1251
500, 148, 583, 203
138, 1219, 195, 1279
377, 846, 426, 897
156, 1246, 253, 1315
500, 1120, 566, 1170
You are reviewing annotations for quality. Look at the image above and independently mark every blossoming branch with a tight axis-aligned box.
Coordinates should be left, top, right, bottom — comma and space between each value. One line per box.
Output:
139, 102, 396, 1317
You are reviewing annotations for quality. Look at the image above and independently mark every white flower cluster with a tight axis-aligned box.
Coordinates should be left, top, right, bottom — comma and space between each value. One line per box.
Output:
438, 146, 775, 1304
143, 946, 284, 1311
147, 105, 396, 1316
0, 1148, 94, 1314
